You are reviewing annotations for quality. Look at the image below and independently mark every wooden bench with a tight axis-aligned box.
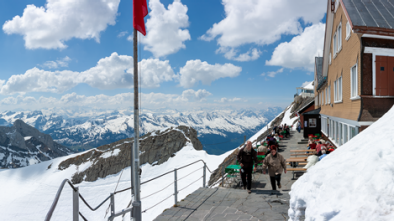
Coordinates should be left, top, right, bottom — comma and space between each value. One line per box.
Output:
290, 150, 316, 153
286, 162, 307, 166
286, 167, 307, 179
290, 153, 316, 156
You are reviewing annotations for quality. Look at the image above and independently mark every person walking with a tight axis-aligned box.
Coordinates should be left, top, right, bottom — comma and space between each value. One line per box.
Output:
237, 141, 258, 194
262, 145, 286, 191
297, 120, 301, 133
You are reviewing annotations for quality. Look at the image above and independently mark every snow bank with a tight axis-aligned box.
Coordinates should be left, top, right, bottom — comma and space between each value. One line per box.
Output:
0, 144, 231, 221
288, 106, 394, 221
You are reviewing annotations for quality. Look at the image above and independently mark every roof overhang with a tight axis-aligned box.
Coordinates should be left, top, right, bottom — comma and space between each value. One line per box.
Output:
353, 26, 394, 37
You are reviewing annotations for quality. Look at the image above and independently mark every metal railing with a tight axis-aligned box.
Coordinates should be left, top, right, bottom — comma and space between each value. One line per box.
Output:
45, 159, 215, 221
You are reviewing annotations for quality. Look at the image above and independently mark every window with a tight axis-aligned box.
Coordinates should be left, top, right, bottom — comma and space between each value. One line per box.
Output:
344, 124, 348, 143
339, 123, 343, 145
324, 88, 327, 104
337, 24, 342, 51
336, 121, 339, 144
350, 126, 358, 139
351, 64, 358, 98
320, 93, 322, 106
333, 33, 337, 56
346, 21, 351, 40
338, 77, 342, 101
329, 53, 332, 64
328, 85, 331, 103
334, 77, 342, 102
334, 80, 337, 101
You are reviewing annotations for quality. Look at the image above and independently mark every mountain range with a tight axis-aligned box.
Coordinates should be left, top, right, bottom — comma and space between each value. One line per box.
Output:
0, 107, 282, 155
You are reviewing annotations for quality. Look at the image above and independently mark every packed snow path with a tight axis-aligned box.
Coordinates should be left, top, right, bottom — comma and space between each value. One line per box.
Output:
155, 130, 308, 220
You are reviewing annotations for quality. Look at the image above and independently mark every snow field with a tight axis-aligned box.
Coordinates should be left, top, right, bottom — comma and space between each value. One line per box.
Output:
288, 106, 394, 221
0, 144, 231, 221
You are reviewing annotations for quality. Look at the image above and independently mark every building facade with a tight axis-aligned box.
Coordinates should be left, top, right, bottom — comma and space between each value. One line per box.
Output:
315, 0, 394, 147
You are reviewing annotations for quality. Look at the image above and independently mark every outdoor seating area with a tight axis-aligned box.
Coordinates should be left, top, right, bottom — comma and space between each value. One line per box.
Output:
285, 134, 337, 179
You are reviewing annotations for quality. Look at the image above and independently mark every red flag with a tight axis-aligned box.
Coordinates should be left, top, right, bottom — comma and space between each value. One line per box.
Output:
133, 0, 148, 36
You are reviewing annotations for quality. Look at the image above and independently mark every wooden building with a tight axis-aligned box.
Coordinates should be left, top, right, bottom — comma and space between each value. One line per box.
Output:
297, 99, 315, 130
315, 0, 394, 147
303, 109, 322, 139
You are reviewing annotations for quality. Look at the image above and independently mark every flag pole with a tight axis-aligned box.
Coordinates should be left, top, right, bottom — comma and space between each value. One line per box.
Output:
132, 27, 142, 221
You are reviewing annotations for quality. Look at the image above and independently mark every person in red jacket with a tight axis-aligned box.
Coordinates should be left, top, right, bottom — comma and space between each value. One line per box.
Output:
237, 141, 258, 193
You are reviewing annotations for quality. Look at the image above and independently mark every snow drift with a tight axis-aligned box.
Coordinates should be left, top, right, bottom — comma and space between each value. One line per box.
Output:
288, 106, 394, 221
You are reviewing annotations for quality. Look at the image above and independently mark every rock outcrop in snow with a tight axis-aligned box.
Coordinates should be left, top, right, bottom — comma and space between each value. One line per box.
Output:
59, 125, 203, 184
0, 119, 73, 168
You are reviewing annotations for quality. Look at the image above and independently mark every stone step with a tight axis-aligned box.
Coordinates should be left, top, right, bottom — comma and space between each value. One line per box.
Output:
298, 141, 308, 144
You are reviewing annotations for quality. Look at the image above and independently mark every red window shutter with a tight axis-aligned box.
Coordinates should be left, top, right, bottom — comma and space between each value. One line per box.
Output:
376, 56, 388, 96
389, 56, 394, 96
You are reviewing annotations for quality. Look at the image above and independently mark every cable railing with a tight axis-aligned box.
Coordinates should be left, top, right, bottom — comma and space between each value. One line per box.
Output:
45, 159, 219, 221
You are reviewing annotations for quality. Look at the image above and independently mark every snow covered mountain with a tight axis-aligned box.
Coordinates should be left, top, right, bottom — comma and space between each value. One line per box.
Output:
0, 108, 282, 154
0, 119, 73, 168
0, 125, 231, 221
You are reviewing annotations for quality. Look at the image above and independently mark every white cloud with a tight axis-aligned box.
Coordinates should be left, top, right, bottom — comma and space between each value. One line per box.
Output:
261, 68, 284, 78
0, 52, 176, 94
41, 56, 71, 69
218, 47, 261, 61
0, 90, 212, 110
266, 23, 325, 71
216, 97, 242, 103
139, 59, 176, 88
179, 60, 242, 88
301, 81, 312, 88
2, 0, 120, 49
139, 0, 191, 57
181, 89, 212, 102
117, 31, 128, 38
201, 0, 325, 61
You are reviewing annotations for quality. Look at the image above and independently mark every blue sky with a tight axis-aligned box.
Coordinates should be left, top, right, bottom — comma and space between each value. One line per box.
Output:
0, 0, 327, 112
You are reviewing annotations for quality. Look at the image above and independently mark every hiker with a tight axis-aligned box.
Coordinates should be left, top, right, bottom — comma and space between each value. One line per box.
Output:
257, 141, 268, 154
237, 141, 258, 193
285, 126, 290, 138
297, 120, 301, 133
263, 145, 286, 191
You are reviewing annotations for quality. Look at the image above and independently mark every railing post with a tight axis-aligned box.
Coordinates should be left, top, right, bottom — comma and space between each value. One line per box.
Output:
73, 187, 79, 221
110, 193, 115, 218
203, 163, 206, 188
221, 168, 224, 187
174, 168, 178, 206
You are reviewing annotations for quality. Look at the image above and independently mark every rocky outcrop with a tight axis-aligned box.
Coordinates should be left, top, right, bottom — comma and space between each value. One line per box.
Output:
58, 126, 203, 184
0, 119, 73, 168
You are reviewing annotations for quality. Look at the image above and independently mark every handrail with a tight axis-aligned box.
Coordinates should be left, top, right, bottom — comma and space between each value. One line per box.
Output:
45, 159, 213, 220
115, 159, 212, 194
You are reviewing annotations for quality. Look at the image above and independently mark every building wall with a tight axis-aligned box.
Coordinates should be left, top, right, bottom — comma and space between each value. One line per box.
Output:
318, 2, 361, 121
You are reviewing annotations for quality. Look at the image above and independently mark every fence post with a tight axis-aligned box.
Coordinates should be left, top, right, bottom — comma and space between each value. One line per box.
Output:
174, 168, 178, 206
73, 187, 79, 221
203, 162, 206, 188
221, 168, 224, 187
110, 193, 115, 219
